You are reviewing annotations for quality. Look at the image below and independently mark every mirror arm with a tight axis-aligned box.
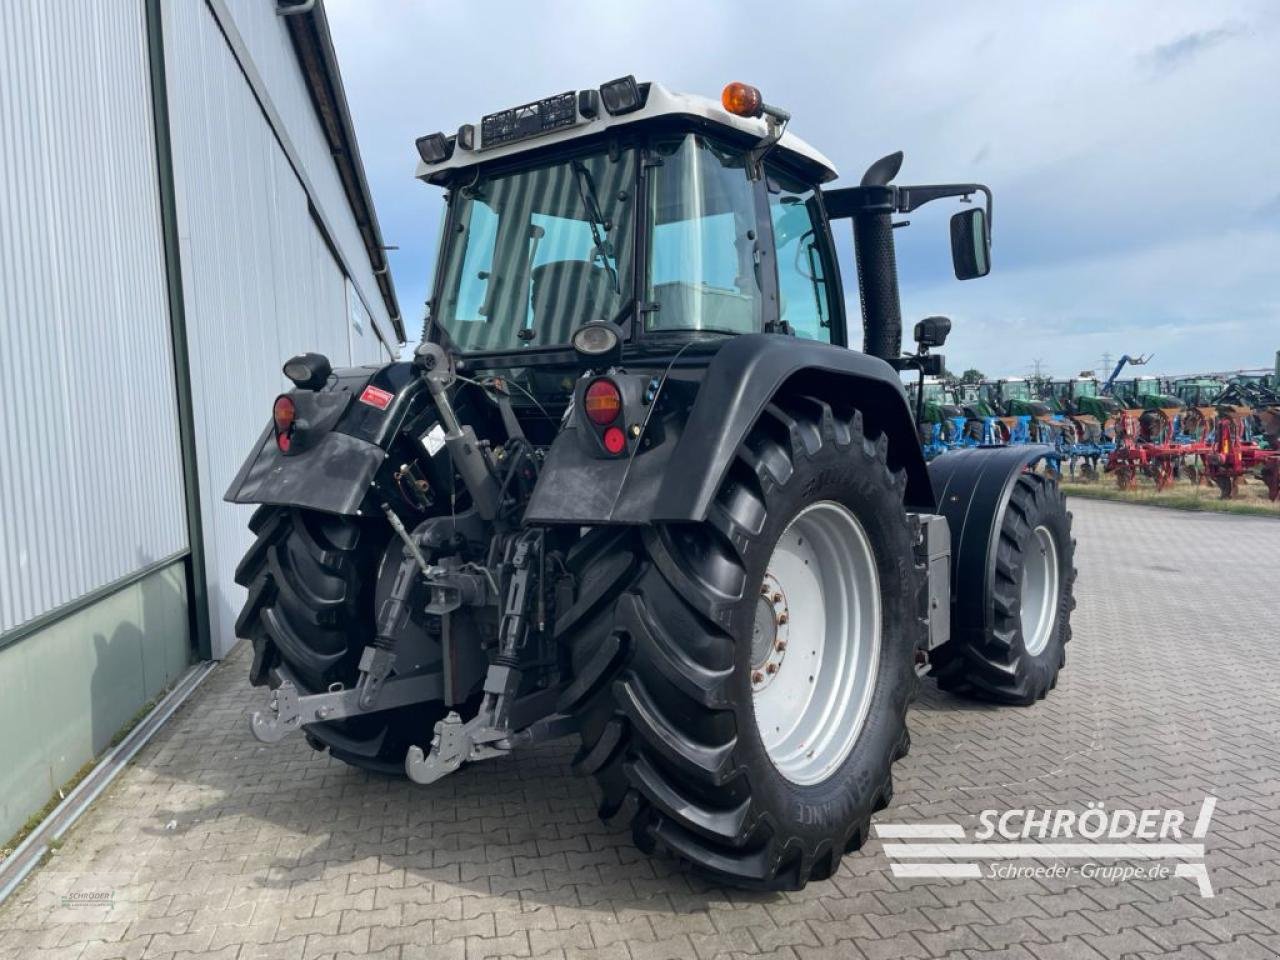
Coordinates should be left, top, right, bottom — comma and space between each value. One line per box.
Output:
896, 183, 993, 242
823, 182, 993, 243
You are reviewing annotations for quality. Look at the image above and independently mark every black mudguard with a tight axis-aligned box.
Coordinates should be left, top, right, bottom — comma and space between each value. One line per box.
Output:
524, 334, 934, 525
927, 444, 1056, 633
223, 424, 386, 516
223, 362, 426, 517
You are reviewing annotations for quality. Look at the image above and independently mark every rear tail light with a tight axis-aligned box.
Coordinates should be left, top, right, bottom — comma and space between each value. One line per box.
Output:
584, 379, 622, 425
273, 394, 296, 452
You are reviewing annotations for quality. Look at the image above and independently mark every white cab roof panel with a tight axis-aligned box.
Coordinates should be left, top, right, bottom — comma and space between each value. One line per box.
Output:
415, 81, 838, 183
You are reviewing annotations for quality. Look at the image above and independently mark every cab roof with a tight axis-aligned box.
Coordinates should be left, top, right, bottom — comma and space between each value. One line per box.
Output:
414, 80, 838, 186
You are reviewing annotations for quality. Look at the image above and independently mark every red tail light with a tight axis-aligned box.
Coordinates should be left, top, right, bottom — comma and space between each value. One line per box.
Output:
273, 394, 295, 452
584, 379, 622, 425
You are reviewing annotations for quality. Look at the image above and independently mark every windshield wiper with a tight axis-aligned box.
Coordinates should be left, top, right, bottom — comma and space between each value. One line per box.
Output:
571, 160, 620, 294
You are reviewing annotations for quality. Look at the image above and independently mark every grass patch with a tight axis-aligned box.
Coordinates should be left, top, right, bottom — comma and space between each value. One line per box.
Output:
1061, 481, 1280, 518
0, 696, 160, 864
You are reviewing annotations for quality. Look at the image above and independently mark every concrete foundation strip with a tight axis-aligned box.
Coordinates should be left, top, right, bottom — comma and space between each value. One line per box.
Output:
0, 660, 218, 904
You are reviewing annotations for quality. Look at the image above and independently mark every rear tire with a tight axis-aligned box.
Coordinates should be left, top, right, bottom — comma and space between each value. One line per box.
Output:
234, 506, 442, 775
562, 398, 925, 889
931, 474, 1076, 705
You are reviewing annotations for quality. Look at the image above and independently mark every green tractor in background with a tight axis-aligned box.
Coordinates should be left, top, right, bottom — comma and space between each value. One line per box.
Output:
955, 381, 1007, 443
1115, 375, 1183, 411
991, 377, 1072, 445
1048, 375, 1122, 443
1173, 376, 1226, 408
911, 378, 967, 455
1172, 376, 1227, 441
914, 378, 963, 428
1114, 375, 1185, 442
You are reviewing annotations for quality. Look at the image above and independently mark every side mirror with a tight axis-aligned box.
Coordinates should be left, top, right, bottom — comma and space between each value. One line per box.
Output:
950, 207, 990, 280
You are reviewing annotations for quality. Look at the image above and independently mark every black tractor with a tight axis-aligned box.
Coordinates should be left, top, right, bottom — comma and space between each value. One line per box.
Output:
226, 78, 1076, 890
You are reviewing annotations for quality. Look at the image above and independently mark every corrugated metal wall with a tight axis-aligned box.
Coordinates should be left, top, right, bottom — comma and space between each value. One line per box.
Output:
0, 0, 189, 635
219, 0, 397, 351
162, 0, 381, 657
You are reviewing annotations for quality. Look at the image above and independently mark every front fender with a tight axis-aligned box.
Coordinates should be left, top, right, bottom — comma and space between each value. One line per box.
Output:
928, 444, 1057, 632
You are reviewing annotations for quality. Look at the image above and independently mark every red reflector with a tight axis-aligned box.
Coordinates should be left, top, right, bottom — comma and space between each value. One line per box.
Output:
584, 379, 622, 425
276, 431, 291, 453
359, 384, 394, 410
603, 425, 626, 455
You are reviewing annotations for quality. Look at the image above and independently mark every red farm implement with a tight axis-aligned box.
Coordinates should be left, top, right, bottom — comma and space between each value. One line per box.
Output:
1105, 411, 1188, 491
1199, 416, 1280, 501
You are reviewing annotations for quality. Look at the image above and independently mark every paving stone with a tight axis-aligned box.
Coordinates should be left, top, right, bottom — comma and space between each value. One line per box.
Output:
3, 500, 1278, 960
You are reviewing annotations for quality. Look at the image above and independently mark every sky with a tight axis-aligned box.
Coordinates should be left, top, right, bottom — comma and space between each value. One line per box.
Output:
326, 0, 1280, 380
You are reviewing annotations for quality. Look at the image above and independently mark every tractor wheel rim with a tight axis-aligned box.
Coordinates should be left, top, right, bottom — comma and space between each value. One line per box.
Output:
751, 500, 881, 786
1020, 524, 1060, 656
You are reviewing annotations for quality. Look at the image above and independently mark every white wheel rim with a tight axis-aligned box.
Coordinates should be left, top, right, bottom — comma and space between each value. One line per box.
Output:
1020, 525, 1060, 656
751, 501, 881, 786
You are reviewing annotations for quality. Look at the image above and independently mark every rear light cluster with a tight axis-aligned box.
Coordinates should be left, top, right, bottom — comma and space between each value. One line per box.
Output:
584, 380, 621, 424
583, 378, 627, 456
273, 394, 296, 453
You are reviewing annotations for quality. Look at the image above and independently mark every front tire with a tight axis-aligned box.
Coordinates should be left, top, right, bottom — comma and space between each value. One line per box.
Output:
931, 473, 1076, 705
563, 398, 925, 889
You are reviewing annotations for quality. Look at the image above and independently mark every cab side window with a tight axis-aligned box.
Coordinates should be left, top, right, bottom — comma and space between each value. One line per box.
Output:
767, 172, 833, 343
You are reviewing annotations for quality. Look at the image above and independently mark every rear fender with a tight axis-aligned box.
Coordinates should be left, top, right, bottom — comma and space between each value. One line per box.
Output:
223, 361, 432, 517
927, 444, 1056, 633
523, 334, 933, 524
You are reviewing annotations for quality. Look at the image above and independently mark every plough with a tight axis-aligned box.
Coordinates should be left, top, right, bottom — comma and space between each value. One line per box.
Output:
1105, 412, 1183, 491
911, 368, 1280, 501
1200, 415, 1280, 501
1103, 408, 1280, 501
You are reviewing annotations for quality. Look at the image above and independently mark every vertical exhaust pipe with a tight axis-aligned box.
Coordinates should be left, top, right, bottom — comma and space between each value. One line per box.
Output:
853, 152, 904, 362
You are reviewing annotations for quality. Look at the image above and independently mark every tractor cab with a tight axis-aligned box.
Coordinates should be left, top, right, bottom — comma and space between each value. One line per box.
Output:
1071, 377, 1099, 398
417, 79, 844, 404
912, 377, 963, 422
1123, 375, 1184, 411
1043, 380, 1070, 414
1173, 376, 1225, 407
994, 377, 1052, 418
1066, 376, 1119, 415
999, 377, 1032, 402
413, 78, 990, 418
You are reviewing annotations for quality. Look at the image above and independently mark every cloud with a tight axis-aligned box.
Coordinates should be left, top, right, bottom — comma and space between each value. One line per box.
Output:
1254, 193, 1280, 224
1144, 24, 1242, 74
894, 226, 1280, 378
325, 0, 1280, 376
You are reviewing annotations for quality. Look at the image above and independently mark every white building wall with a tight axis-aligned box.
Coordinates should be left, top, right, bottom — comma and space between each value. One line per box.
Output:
217, 0, 396, 354
162, 0, 386, 656
0, 0, 188, 635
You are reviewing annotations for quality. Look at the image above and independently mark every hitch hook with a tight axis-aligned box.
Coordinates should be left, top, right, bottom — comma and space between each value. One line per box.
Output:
249, 681, 301, 743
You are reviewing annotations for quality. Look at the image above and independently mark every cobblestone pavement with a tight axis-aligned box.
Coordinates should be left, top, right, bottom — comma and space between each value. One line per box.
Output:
3, 499, 1279, 960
